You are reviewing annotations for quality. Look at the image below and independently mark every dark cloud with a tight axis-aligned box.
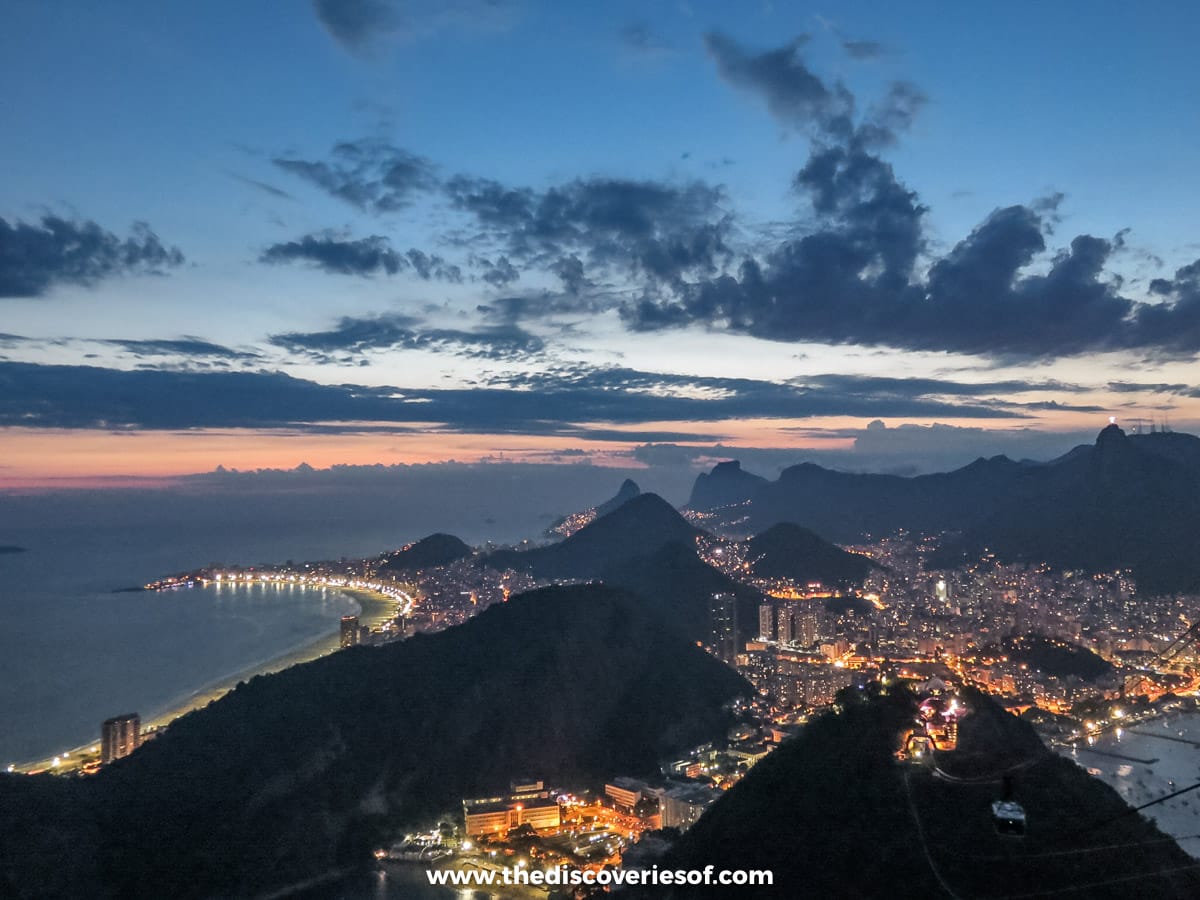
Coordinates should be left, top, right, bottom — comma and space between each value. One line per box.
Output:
1107, 382, 1190, 394
273, 139, 437, 213
619, 23, 673, 57
270, 314, 544, 361
260, 233, 461, 280
0, 215, 184, 299
794, 373, 1090, 398
476, 255, 520, 287
1135, 259, 1200, 352
550, 254, 588, 294
1, 360, 1034, 434
313, 0, 396, 52
227, 172, 295, 200
102, 338, 261, 361
842, 39, 887, 60
445, 174, 733, 284
312, 0, 516, 54
261, 233, 403, 276
622, 34, 1200, 359
402, 248, 462, 281
704, 32, 855, 138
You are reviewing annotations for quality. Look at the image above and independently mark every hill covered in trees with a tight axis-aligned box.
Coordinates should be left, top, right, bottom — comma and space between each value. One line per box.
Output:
377, 532, 472, 572
0, 585, 749, 899
746, 522, 875, 587
648, 685, 1200, 898
487, 492, 700, 579
603, 540, 767, 648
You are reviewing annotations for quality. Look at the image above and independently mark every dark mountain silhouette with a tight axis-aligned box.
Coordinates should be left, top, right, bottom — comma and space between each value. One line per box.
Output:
377, 532, 472, 572
648, 685, 1200, 898
544, 478, 642, 537
488, 492, 700, 579
747, 522, 874, 587
688, 460, 768, 510
934, 425, 1200, 593
603, 541, 767, 648
596, 478, 641, 517
0, 585, 749, 900
696, 426, 1200, 593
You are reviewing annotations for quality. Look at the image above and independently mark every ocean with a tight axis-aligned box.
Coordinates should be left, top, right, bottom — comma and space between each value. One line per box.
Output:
0, 511, 406, 766
1064, 712, 1200, 857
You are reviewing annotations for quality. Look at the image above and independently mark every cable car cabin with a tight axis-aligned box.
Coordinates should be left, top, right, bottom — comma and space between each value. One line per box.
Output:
992, 800, 1027, 838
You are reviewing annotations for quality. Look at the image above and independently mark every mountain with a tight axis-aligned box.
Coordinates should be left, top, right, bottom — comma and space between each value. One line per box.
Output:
0, 585, 749, 900
688, 460, 768, 510
746, 522, 874, 587
603, 541, 767, 648
377, 532, 472, 572
695, 426, 1200, 593
488, 492, 701, 579
648, 685, 1200, 898
595, 477, 641, 516
934, 425, 1200, 593
545, 478, 642, 538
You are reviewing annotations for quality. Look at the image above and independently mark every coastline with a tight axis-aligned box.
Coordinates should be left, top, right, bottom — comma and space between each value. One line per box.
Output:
12, 586, 402, 774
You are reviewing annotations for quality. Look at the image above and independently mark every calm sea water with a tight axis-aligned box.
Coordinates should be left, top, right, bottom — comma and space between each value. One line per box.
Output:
0, 514, 405, 765
1066, 712, 1200, 857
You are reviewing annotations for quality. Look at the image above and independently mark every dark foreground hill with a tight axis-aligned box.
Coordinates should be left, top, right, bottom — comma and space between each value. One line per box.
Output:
746, 522, 874, 587
695, 426, 1200, 593
378, 532, 472, 572
645, 686, 1200, 899
488, 492, 700, 579
604, 541, 767, 648
0, 585, 749, 900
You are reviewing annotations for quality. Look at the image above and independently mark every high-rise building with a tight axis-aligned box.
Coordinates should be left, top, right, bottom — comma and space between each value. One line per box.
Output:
777, 605, 795, 645
796, 604, 820, 646
340, 615, 360, 648
709, 593, 739, 663
758, 603, 775, 641
101, 713, 141, 764
935, 579, 950, 604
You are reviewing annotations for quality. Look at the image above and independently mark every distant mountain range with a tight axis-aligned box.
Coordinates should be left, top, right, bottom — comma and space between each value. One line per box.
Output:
377, 532, 472, 572
688, 460, 767, 510
649, 685, 1200, 898
0, 584, 748, 899
691, 426, 1200, 593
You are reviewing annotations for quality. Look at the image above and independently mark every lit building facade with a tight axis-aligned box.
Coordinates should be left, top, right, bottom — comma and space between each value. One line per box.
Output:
101, 713, 141, 764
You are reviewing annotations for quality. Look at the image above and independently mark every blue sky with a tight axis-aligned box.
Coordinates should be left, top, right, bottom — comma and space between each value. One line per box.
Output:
2, 1, 1199, 483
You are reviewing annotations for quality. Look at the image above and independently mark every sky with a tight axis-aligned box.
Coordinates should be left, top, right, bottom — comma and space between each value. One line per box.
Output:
3, 0, 1200, 488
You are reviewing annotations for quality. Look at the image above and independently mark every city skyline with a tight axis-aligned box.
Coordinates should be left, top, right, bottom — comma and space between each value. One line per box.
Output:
4, 1, 1200, 485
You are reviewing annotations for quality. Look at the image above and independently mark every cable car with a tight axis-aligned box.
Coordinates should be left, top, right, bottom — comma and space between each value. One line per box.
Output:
992, 800, 1027, 837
